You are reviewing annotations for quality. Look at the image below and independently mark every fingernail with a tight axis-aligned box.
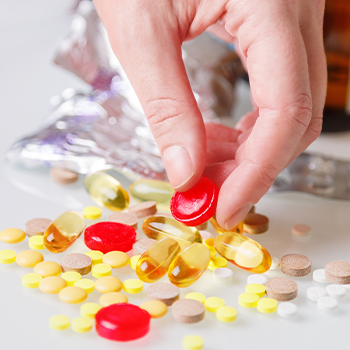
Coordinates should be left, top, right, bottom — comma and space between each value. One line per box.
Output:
163, 145, 194, 189
225, 203, 253, 231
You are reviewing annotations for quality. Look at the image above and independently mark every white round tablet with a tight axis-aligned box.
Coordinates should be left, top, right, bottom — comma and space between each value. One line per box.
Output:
277, 302, 298, 318
270, 256, 280, 270
313, 269, 329, 284
247, 274, 268, 285
307, 287, 327, 301
317, 296, 338, 311
199, 230, 212, 240
342, 284, 350, 292
326, 284, 346, 299
213, 268, 233, 282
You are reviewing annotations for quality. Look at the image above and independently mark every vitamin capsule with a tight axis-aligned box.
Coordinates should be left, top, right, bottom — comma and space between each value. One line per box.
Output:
214, 232, 271, 273
84, 169, 129, 211
168, 243, 211, 288
43, 211, 84, 253
130, 179, 174, 211
142, 216, 202, 250
210, 215, 244, 234
136, 238, 181, 283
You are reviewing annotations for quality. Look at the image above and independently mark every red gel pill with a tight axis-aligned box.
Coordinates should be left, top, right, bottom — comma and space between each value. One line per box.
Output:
95, 303, 150, 341
84, 222, 136, 254
170, 177, 219, 227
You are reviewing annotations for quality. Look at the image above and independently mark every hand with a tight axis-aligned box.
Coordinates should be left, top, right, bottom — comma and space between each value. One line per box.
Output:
94, 0, 327, 230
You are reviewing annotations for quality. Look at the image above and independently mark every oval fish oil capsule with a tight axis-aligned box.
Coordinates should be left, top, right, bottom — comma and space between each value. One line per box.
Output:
168, 243, 211, 288
142, 216, 202, 250
136, 238, 181, 283
214, 232, 271, 273
43, 211, 85, 253
210, 215, 244, 235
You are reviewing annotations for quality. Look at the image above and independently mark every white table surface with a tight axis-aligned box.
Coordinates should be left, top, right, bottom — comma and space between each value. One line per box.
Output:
1, 2, 350, 350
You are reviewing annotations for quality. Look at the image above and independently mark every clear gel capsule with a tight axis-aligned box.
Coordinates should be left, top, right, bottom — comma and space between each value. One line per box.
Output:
43, 211, 85, 253
142, 216, 202, 249
136, 238, 181, 283
210, 215, 244, 234
214, 232, 271, 273
168, 243, 211, 288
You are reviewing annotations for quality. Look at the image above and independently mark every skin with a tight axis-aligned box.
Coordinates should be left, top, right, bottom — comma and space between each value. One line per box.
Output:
94, 0, 327, 230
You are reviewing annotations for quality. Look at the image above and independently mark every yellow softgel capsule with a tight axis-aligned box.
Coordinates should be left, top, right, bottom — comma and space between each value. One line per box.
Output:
61, 271, 81, 286
123, 279, 143, 294
210, 215, 244, 235
80, 303, 102, 319
245, 283, 266, 298
182, 335, 204, 350
204, 297, 225, 313
95, 276, 123, 294
39, 276, 67, 294
59, 286, 88, 304
85, 250, 104, 265
22, 273, 42, 289
83, 206, 102, 220
208, 257, 228, 271
71, 317, 93, 333
216, 306, 237, 323
102, 251, 130, 268
185, 292, 206, 304
74, 279, 95, 294
92, 263, 112, 278
0, 250, 16, 264
16, 250, 44, 268
49, 315, 70, 331
0, 228, 26, 244
238, 293, 259, 308
130, 255, 140, 270
99, 292, 128, 307
257, 298, 278, 314
34, 261, 62, 277
140, 300, 168, 319
28, 235, 45, 250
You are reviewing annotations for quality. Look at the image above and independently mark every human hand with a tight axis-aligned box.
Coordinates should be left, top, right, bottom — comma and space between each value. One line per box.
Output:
94, 0, 327, 230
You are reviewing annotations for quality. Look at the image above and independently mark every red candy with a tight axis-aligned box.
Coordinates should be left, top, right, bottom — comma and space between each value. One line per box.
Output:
170, 177, 219, 227
84, 221, 136, 253
95, 303, 150, 341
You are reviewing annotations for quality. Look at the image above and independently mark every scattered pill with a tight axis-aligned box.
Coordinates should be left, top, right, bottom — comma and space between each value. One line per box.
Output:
16, 250, 44, 268
325, 260, 350, 284
50, 168, 79, 184
204, 238, 215, 250
83, 206, 102, 220
213, 268, 233, 283
49, 315, 70, 331
61, 271, 81, 286
95, 276, 123, 294
243, 213, 269, 234
317, 296, 338, 312
247, 274, 268, 285
60, 253, 92, 275
182, 335, 204, 350
123, 279, 143, 294
25, 218, 51, 237
85, 250, 104, 265
216, 306, 237, 323
59, 286, 88, 304
140, 300, 168, 318
246, 283, 266, 298
306, 287, 327, 301
108, 211, 138, 229
209, 249, 217, 258
257, 298, 278, 314
292, 224, 311, 237
80, 303, 102, 319
280, 254, 312, 277
34, 261, 62, 278
130, 255, 141, 270
39, 276, 67, 294
313, 269, 329, 284
99, 292, 128, 307
0, 228, 26, 244
266, 277, 298, 301
128, 201, 157, 218
92, 263, 112, 278
343, 284, 350, 292
147, 282, 180, 306
28, 235, 45, 250
74, 279, 95, 294
71, 317, 93, 333
205, 297, 225, 313
199, 231, 212, 240
326, 284, 346, 299
22, 273, 42, 289
238, 293, 259, 308
208, 257, 228, 271
0, 250, 16, 264
277, 302, 298, 318
102, 251, 130, 268
172, 299, 205, 324
132, 238, 157, 256
270, 256, 280, 270
195, 222, 208, 231
186, 292, 206, 304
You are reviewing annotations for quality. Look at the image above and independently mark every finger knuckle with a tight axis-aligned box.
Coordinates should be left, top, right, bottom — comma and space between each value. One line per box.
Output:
305, 113, 323, 143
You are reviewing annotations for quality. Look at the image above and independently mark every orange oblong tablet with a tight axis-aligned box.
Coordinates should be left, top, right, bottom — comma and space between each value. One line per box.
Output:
16, 250, 44, 268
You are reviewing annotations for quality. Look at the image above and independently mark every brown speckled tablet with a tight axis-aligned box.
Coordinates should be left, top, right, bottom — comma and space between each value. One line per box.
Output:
266, 277, 298, 301
148, 282, 180, 306
325, 260, 350, 284
280, 253, 312, 277
128, 201, 157, 218
172, 299, 205, 324
133, 238, 157, 256
108, 212, 138, 229
243, 213, 269, 234
292, 224, 311, 237
60, 253, 92, 276
50, 168, 79, 184
248, 205, 255, 214
195, 222, 208, 231
25, 218, 52, 237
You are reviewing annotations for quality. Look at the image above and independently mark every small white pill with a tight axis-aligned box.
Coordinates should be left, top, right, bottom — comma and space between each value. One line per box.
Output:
326, 284, 346, 299
307, 287, 327, 301
277, 302, 298, 318
199, 231, 212, 240
247, 274, 268, 285
313, 269, 329, 284
213, 268, 233, 282
342, 284, 350, 292
270, 257, 280, 270
317, 296, 338, 312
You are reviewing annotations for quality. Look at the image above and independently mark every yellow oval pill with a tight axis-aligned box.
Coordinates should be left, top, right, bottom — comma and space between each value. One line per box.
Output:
182, 335, 204, 350
140, 300, 168, 318
74, 279, 95, 294
49, 315, 70, 331
71, 317, 93, 333
95, 276, 123, 294
0, 250, 16, 264
34, 261, 62, 278
238, 293, 259, 308
216, 306, 237, 323
80, 302, 102, 319
208, 257, 228, 271
257, 298, 278, 314
130, 255, 140, 270
61, 271, 82, 286
210, 249, 216, 258
22, 273, 42, 288
85, 250, 104, 265
99, 292, 128, 307
204, 238, 215, 250
28, 235, 45, 250
39, 276, 67, 294
185, 292, 206, 304
204, 297, 225, 313
92, 263, 112, 278
245, 283, 266, 298
16, 250, 44, 268
59, 286, 88, 304
102, 251, 130, 268
0, 228, 26, 244
83, 206, 102, 220
123, 279, 143, 294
